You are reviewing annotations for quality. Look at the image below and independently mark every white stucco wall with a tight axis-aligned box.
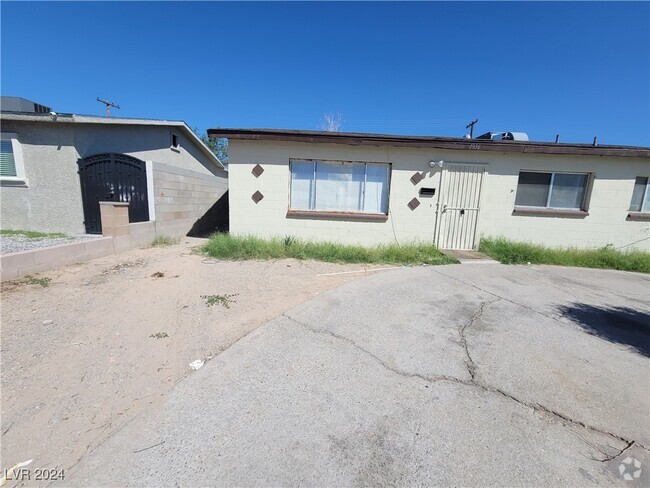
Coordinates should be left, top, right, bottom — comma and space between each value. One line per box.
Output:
227, 139, 650, 250
0, 120, 227, 236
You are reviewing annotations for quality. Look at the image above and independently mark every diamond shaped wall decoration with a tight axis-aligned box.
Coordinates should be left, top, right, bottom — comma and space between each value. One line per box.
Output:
252, 191, 264, 203
252, 164, 264, 177
408, 197, 420, 210
410, 172, 424, 185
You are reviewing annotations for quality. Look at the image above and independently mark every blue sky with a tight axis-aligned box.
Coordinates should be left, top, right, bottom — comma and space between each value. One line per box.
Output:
2, 1, 649, 146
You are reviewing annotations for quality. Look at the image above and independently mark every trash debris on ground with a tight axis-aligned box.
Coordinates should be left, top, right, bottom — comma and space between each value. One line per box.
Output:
42, 319, 54, 325
151, 271, 165, 278
189, 360, 204, 370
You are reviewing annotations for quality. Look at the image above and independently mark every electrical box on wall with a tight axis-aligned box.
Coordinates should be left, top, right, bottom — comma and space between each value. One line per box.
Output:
419, 188, 436, 197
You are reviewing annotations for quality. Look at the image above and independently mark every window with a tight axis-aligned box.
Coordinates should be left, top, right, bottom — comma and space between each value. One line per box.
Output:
629, 176, 649, 212
290, 160, 390, 214
0, 133, 26, 185
0, 139, 16, 177
515, 171, 588, 210
171, 133, 179, 149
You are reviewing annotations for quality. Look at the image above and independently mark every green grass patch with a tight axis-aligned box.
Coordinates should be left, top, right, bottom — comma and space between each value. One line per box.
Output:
150, 235, 180, 247
202, 293, 237, 308
480, 237, 650, 273
202, 233, 457, 266
0, 229, 68, 239
20, 275, 52, 287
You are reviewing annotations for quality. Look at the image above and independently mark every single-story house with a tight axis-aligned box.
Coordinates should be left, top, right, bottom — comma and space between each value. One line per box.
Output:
207, 128, 650, 251
1, 99, 228, 237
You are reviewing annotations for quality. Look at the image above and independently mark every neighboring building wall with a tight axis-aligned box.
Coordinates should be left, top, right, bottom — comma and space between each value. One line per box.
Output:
0, 121, 227, 236
1, 122, 82, 234
152, 161, 228, 237
227, 139, 650, 250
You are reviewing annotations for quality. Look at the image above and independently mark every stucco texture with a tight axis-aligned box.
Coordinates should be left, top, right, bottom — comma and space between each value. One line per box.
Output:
227, 139, 650, 250
1, 121, 227, 236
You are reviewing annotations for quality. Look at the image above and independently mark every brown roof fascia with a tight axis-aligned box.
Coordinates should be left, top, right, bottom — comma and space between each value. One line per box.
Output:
207, 128, 650, 158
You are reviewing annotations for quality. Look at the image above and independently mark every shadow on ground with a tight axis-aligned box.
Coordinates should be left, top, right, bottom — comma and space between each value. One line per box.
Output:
558, 303, 650, 357
187, 191, 229, 237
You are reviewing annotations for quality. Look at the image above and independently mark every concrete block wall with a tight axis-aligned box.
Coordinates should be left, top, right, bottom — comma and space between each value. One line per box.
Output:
477, 154, 650, 250
227, 139, 650, 250
0, 202, 156, 281
152, 161, 228, 237
228, 141, 441, 246
0, 237, 115, 281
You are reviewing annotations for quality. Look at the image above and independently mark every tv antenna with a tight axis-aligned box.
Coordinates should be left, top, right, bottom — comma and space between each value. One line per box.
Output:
96, 97, 120, 117
465, 118, 479, 138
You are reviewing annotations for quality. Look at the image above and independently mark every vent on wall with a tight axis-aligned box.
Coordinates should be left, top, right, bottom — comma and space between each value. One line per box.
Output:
419, 188, 436, 197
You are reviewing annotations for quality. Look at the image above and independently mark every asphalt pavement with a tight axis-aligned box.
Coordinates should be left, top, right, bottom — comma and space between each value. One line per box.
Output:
68, 263, 650, 487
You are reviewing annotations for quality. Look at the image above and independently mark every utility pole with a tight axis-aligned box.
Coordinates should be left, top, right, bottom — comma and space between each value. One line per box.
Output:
96, 97, 120, 117
465, 118, 479, 138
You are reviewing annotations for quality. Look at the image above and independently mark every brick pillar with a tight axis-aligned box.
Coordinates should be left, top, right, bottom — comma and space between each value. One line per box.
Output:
99, 202, 130, 237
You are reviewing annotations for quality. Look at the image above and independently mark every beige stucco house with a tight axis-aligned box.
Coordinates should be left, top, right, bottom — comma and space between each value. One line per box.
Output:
1, 107, 228, 237
208, 128, 650, 251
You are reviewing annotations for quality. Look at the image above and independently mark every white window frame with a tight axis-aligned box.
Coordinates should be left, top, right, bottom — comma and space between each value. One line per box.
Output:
289, 158, 391, 215
0, 132, 28, 186
515, 170, 590, 211
630, 176, 650, 213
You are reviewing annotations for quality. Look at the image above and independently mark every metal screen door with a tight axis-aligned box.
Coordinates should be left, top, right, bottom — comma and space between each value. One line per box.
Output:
435, 163, 486, 250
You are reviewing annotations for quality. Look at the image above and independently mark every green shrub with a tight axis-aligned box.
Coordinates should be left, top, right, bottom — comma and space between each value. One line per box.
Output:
202, 234, 457, 265
150, 235, 180, 247
480, 237, 650, 273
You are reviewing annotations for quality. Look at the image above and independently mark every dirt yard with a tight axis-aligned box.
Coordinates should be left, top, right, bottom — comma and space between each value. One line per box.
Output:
0, 237, 385, 483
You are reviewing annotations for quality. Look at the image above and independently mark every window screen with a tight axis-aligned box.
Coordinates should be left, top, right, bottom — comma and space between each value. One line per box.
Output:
630, 176, 649, 212
290, 161, 314, 210
515, 172, 551, 207
515, 171, 588, 209
0, 139, 17, 177
549, 173, 587, 209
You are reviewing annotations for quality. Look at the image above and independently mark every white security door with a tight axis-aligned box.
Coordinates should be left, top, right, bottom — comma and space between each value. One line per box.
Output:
435, 163, 486, 250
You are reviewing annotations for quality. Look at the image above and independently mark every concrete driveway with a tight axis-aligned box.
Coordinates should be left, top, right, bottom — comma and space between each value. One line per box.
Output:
70, 263, 649, 487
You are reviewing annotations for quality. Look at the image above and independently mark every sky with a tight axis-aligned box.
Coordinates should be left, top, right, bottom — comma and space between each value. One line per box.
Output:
1, 1, 649, 146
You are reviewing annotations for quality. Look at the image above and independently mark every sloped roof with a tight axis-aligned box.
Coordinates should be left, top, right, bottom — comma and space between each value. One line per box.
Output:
1, 112, 225, 169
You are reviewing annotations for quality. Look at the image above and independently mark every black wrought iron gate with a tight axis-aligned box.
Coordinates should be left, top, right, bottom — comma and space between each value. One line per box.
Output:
78, 153, 150, 234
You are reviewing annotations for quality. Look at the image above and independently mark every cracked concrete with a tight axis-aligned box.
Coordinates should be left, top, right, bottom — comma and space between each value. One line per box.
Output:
68, 264, 649, 487
458, 299, 496, 381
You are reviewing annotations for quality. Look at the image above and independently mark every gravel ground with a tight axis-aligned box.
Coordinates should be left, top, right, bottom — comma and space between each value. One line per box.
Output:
0, 234, 101, 255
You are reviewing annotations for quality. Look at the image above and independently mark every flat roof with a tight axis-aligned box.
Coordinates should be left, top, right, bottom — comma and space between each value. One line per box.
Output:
1, 112, 225, 169
207, 128, 650, 159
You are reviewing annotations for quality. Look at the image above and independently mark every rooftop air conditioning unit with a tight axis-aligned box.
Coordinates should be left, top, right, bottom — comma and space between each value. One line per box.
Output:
476, 131, 529, 141
1, 96, 52, 114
